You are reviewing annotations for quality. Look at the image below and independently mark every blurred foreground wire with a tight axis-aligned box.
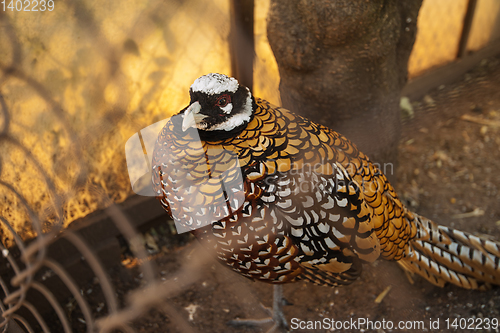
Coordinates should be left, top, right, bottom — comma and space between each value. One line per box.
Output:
1, 0, 499, 332
0, 0, 233, 331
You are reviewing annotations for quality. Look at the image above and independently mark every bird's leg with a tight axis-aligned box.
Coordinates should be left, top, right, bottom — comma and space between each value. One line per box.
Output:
270, 284, 288, 331
228, 284, 289, 333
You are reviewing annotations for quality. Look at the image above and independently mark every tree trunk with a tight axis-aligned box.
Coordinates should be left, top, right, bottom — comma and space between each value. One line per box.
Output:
267, 0, 423, 183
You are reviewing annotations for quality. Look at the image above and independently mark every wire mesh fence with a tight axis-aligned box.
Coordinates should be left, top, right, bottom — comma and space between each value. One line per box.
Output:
1, 0, 500, 332
0, 0, 233, 331
408, 0, 500, 77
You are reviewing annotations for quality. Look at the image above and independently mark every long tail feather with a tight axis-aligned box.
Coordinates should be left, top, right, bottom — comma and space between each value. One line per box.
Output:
399, 215, 500, 290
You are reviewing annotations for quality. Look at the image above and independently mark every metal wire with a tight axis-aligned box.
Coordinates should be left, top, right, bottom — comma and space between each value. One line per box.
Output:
0, 1, 494, 332
0, 1, 228, 331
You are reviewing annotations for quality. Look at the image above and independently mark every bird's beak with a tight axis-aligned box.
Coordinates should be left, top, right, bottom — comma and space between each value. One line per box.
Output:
182, 101, 206, 131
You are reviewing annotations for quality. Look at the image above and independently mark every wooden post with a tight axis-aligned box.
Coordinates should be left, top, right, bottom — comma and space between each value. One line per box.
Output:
229, 0, 254, 91
457, 0, 478, 58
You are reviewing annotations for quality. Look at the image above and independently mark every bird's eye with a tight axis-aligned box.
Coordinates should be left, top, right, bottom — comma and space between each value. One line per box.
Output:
216, 94, 230, 107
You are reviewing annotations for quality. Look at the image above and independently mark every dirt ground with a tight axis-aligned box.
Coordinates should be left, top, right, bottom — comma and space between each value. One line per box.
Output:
123, 55, 500, 333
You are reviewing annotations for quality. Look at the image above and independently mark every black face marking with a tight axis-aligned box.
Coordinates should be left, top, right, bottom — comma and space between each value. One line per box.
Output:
184, 85, 254, 140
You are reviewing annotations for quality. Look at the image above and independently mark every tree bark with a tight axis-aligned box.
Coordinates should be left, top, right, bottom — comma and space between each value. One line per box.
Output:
267, 0, 423, 183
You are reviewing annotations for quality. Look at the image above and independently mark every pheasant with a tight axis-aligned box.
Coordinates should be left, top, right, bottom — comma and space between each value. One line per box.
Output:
152, 73, 500, 331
